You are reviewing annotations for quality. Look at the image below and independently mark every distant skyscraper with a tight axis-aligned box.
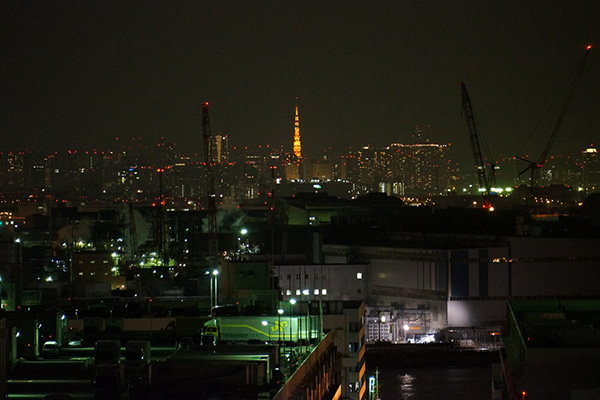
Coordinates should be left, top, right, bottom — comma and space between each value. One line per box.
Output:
583, 146, 600, 191
213, 134, 229, 163
293, 101, 302, 159
356, 142, 450, 196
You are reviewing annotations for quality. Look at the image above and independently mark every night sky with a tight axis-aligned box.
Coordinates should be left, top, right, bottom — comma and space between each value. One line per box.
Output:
1, 1, 599, 164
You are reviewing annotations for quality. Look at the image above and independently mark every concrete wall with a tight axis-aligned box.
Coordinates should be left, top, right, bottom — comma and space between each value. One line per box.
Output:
447, 300, 506, 327
276, 264, 368, 302
447, 238, 600, 326
511, 237, 600, 296
369, 258, 446, 292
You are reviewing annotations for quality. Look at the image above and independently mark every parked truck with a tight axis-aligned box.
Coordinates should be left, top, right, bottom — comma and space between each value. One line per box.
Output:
202, 315, 320, 345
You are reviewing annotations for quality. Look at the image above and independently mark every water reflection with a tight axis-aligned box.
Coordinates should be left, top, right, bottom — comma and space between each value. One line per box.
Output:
398, 373, 415, 398
372, 367, 490, 399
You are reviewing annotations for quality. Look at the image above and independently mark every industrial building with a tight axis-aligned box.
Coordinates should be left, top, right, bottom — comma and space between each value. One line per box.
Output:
502, 300, 600, 399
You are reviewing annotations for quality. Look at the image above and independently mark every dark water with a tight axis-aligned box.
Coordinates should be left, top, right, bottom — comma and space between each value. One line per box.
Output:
366, 366, 492, 400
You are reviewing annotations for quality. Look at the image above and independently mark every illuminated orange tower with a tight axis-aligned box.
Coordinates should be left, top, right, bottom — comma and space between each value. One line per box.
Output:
293, 99, 302, 159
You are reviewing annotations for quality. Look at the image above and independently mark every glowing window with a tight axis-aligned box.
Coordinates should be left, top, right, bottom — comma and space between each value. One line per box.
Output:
356, 272, 363, 280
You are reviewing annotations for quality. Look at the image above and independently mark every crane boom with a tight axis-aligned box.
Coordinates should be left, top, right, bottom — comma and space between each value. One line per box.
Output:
461, 82, 490, 194
519, 45, 592, 188
202, 102, 218, 262
537, 45, 592, 166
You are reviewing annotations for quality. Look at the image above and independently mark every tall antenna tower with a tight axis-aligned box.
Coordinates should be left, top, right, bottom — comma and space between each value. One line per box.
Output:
293, 98, 302, 159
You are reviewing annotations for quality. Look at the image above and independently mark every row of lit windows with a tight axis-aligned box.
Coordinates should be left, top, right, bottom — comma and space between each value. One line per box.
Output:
285, 289, 328, 296
450, 294, 600, 301
451, 256, 600, 263
77, 260, 109, 264
77, 272, 109, 276
285, 272, 363, 280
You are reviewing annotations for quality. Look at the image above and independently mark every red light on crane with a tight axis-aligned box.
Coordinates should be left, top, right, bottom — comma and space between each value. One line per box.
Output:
586, 45, 592, 50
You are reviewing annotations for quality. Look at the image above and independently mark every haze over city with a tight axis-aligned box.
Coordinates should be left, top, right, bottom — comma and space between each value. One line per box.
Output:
2, 3, 600, 400
1, 1, 599, 164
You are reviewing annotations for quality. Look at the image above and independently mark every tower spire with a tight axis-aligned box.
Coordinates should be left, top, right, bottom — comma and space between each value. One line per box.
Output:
293, 98, 302, 159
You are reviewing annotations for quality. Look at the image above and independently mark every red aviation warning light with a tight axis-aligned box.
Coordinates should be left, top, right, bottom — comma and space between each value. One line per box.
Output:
587, 45, 592, 50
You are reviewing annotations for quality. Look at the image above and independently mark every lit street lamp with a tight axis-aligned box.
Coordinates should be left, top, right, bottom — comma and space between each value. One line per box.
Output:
213, 269, 219, 308
277, 308, 285, 369
277, 308, 284, 345
261, 320, 273, 342
289, 298, 296, 362
301, 289, 310, 356
209, 269, 219, 315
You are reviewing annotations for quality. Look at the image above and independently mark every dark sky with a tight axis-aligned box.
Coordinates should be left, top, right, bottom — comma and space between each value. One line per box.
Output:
1, 1, 598, 164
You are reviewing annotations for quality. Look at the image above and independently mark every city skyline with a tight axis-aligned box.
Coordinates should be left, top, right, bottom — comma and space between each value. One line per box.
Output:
1, 1, 599, 165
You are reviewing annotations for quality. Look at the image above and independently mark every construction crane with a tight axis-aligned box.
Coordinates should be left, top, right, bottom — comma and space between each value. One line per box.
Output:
517, 45, 592, 188
461, 81, 495, 203
202, 102, 218, 266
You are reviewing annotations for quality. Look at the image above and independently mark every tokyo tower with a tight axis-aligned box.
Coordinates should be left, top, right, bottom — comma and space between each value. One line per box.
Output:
293, 100, 302, 159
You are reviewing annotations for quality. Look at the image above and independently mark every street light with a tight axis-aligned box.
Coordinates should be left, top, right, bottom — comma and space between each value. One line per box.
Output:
211, 269, 219, 315
277, 308, 285, 369
301, 289, 310, 356
213, 269, 219, 305
277, 308, 284, 345
289, 298, 296, 363
261, 320, 272, 343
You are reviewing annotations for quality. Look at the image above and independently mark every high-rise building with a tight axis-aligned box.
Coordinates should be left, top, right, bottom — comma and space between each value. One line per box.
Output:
213, 134, 229, 163
355, 142, 450, 197
0, 151, 25, 190
398, 143, 449, 195
583, 146, 600, 191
